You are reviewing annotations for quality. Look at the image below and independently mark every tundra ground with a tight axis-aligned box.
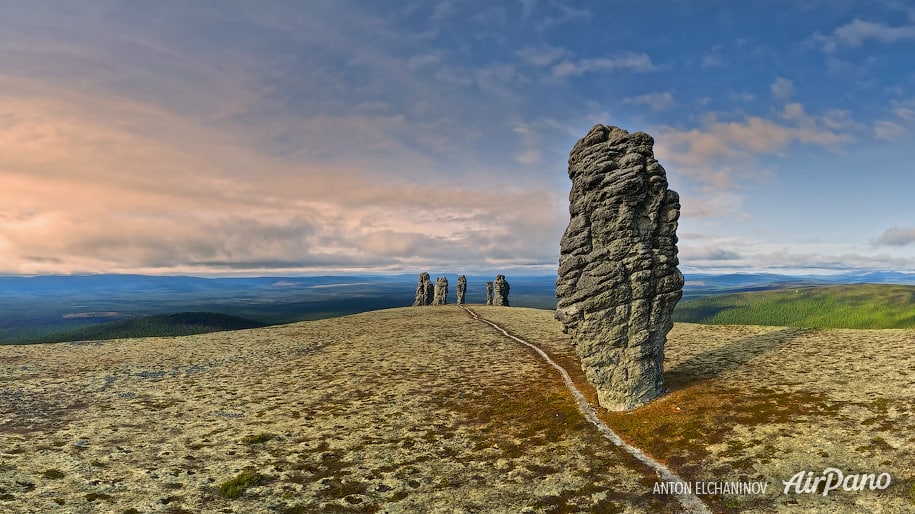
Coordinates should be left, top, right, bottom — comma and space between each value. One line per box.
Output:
1, 306, 912, 513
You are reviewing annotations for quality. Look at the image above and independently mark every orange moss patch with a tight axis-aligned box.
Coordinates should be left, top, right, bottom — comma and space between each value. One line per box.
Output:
598, 380, 839, 513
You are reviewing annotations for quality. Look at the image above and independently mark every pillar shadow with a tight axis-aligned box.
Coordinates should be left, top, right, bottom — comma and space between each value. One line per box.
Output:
664, 326, 815, 390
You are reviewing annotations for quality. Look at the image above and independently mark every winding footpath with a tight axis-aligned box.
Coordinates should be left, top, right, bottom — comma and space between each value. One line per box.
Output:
461, 305, 711, 514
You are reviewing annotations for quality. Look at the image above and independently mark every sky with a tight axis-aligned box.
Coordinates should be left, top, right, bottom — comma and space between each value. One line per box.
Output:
1, 0, 914, 276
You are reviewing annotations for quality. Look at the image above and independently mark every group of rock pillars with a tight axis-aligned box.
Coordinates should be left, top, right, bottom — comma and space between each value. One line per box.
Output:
412, 273, 510, 307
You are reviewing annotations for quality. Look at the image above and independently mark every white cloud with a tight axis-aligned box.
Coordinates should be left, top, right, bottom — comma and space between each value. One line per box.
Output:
873, 119, 907, 140
407, 53, 440, 69
676, 190, 746, 219
431, 0, 460, 22
770, 77, 795, 99
519, 0, 537, 18
474, 63, 523, 99
550, 52, 655, 78
624, 92, 676, 112
679, 246, 741, 261
730, 92, 755, 102
701, 54, 723, 68
539, 3, 590, 32
891, 98, 915, 120
813, 18, 915, 52
516, 45, 568, 67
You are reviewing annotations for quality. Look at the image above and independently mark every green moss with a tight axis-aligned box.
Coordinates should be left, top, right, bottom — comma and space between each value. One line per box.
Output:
53, 498, 66, 505
873, 397, 890, 413
43, 468, 66, 479
319, 478, 368, 499
871, 436, 894, 451
85, 492, 111, 502
724, 498, 743, 509
218, 468, 262, 499
279, 506, 311, 514
241, 432, 276, 445
123, 509, 140, 514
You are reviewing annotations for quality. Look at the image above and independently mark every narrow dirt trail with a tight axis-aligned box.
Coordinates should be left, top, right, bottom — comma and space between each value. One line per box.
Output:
461, 305, 711, 514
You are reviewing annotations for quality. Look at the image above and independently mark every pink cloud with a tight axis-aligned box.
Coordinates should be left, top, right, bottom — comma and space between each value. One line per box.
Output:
0, 78, 567, 274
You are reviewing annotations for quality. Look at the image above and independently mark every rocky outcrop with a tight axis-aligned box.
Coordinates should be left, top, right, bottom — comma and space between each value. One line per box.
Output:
485, 282, 493, 305
556, 124, 683, 412
493, 275, 510, 306
413, 272, 434, 306
456, 275, 467, 304
433, 277, 449, 305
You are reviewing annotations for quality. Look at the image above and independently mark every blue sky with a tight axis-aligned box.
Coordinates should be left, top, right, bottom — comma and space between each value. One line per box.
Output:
1, 1, 914, 275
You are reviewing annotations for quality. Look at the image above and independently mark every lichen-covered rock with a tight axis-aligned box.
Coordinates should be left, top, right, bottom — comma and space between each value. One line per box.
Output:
485, 282, 494, 305
456, 275, 467, 304
433, 277, 449, 305
493, 275, 510, 307
413, 272, 434, 306
556, 124, 683, 411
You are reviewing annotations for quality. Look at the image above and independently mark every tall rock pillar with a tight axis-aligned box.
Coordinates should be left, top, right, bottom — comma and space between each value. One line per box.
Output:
493, 275, 510, 306
413, 272, 434, 306
433, 276, 449, 305
456, 275, 467, 304
556, 124, 683, 411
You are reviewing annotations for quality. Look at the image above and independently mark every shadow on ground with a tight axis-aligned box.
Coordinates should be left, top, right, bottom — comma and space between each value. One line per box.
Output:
665, 327, 815, 389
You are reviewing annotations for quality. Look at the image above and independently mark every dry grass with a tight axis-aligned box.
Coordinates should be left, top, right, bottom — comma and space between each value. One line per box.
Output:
1, 305, 912, 513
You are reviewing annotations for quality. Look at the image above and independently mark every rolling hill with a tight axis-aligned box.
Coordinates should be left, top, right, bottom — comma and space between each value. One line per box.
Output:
0, 306, 912, 513
673, 283, 915, 329
38, 312, 266, 344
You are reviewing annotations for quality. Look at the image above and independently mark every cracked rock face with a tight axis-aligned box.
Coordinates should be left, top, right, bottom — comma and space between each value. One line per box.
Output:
413, 272, 434, 306
493, 275, 510, 307
433, 277, 449, 305
485, 282, 493, 305
456, 275, 467, 304
556, 124, 683, 411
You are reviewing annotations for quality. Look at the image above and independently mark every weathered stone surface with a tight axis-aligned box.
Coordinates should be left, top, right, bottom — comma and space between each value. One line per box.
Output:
456, 275, 467, 304
433, 277, 449, 305
485, 282, 494, 305
556, 124, 684, 411
413, 272, 434, 306
493, 275, 510, 307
